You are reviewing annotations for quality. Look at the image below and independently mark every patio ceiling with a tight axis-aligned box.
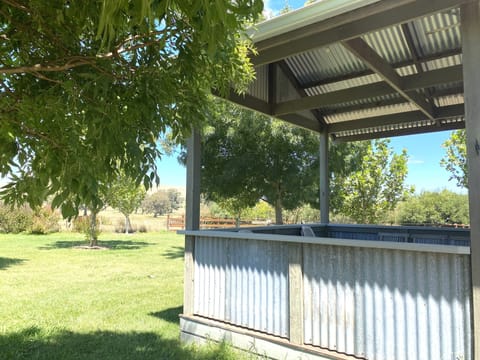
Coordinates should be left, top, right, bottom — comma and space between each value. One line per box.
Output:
229, 0, 469, 142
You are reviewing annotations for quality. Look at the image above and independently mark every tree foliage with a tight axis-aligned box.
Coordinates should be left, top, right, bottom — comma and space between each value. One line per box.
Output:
0, 0, 262, 217
142, 189, 182, 217
397, 190, 469, 226
200, 102, 320, 224
0, 202, 59, 234
440, 130, 467, 189
106, 174, 146, 234
331, 139, 413, 224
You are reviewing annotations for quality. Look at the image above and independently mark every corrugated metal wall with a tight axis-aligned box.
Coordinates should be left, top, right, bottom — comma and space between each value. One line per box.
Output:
194, 236, 290, 338
248, 65, 269, 102
303, 243, 472, 360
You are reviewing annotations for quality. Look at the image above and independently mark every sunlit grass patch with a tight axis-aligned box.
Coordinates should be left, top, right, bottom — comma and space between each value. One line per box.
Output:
0, 232, 251, 359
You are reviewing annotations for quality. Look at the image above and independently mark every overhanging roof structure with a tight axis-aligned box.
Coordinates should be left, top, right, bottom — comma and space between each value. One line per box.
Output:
229, 0, 468, 142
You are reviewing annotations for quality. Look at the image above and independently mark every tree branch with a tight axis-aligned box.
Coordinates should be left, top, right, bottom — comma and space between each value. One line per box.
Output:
0, 58, 94, 75
0, 35, 167, 76
1, 0, 30, 12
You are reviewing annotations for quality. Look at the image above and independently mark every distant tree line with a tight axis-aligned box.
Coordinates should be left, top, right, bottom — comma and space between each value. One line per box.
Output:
141, 189, 183, 217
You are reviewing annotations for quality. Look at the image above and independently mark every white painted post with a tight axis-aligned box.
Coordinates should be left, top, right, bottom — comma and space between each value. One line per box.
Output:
319, 131, 329, 223
461, 2, 480, 358
184, 129, 201, 316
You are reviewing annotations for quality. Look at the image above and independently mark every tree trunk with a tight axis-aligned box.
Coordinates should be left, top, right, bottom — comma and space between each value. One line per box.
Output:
124, 215, 131, 234
89, 211, 98, 247
275, 197, 283, 225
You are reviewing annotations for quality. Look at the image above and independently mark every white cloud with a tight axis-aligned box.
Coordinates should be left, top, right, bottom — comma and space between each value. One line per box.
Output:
262, 0, 276, 19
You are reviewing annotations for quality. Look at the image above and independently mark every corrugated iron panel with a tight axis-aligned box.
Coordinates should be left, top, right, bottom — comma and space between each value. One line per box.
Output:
286, 44, 367, 88
303, 244, 472, 360
333, 119, 438, 138
435, 94, 464, 107
440, 116, 464, 125
423, 54, 462, 72
194, 236, 290, 338
248, 65, 269, 102
363, 24, 411, 65
305, 73, 382, 96
410, 10, 461, 58
325, 100, 417, 124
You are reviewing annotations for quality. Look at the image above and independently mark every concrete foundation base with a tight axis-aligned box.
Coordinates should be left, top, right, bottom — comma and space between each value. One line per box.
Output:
180, 315, 354, 360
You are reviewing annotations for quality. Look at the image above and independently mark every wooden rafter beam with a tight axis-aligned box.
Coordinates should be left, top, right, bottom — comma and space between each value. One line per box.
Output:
273, 65, 462, 116
278, 113, 323, 133
277, 60, 326, 128
322, 85, 464, 116
299, 47, 462, 90
226, 90, 271, 115
332, 120, 464, 142
224, 90, 322, 133
328, 104, 464, 133
268, 62, 277, 114
342, 37, 435, 120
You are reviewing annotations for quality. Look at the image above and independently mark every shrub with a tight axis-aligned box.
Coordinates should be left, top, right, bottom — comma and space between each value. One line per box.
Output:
138, 224, 147, 233
397, 190, 469, 226
73, 215, 101, 240
29, 206, 61, 234
114, 219, 136, 233
0, 203, 33, 233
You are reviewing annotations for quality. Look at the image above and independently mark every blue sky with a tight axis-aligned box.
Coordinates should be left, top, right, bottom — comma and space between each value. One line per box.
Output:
156, 0, 464, 194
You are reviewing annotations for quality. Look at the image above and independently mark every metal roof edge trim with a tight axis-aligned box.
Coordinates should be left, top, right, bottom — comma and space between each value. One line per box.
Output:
248, 0, 382, 43
179, 230, 470, 255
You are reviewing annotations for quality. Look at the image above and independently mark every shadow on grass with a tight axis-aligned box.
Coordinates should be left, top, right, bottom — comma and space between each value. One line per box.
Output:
149, 306, 183, 324
0, 257, 26, 270
39, 240, 153, 251
162, 246, 184, 259
0, 326, 237, 360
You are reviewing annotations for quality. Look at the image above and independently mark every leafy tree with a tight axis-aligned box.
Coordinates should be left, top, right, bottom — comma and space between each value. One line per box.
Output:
440, 130, 467, 189
243, 201, 275, 222
332, 139, 413, 224
397, 190, 469, 226
165, 189, 183, 213
0, 0, 262, 218
284, 204, 320, 224
200, 102, 320, 224
142, 189, 182, 217
106, 175, 146, 234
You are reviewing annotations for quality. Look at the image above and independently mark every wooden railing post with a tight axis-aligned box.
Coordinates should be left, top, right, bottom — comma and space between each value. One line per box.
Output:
288, 243, 304, 344
183, 235, 195, 315
462, 3, 480, 359
184, 129, 201, 316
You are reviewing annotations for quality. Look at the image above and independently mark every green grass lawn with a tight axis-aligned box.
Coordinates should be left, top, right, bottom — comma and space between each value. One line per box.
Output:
0, 232, 244, 359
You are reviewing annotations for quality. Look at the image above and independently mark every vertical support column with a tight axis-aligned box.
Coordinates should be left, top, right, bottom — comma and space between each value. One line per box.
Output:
268, 62, 277, 115
461, 3, 480, 359
185, 129, 201, 231
184, 129, 201, 316
319, 131, 329, 224
288, 243, 303, 345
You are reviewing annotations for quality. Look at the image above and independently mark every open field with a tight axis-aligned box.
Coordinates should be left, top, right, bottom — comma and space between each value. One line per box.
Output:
0, 232, 249, 359
95, 208, 170, 233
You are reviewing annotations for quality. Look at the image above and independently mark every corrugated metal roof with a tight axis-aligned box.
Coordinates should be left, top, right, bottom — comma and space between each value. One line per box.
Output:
235, 1, 467, 140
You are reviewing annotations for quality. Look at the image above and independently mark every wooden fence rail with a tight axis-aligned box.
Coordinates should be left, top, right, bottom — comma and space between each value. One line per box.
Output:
167, 215, 239, 230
